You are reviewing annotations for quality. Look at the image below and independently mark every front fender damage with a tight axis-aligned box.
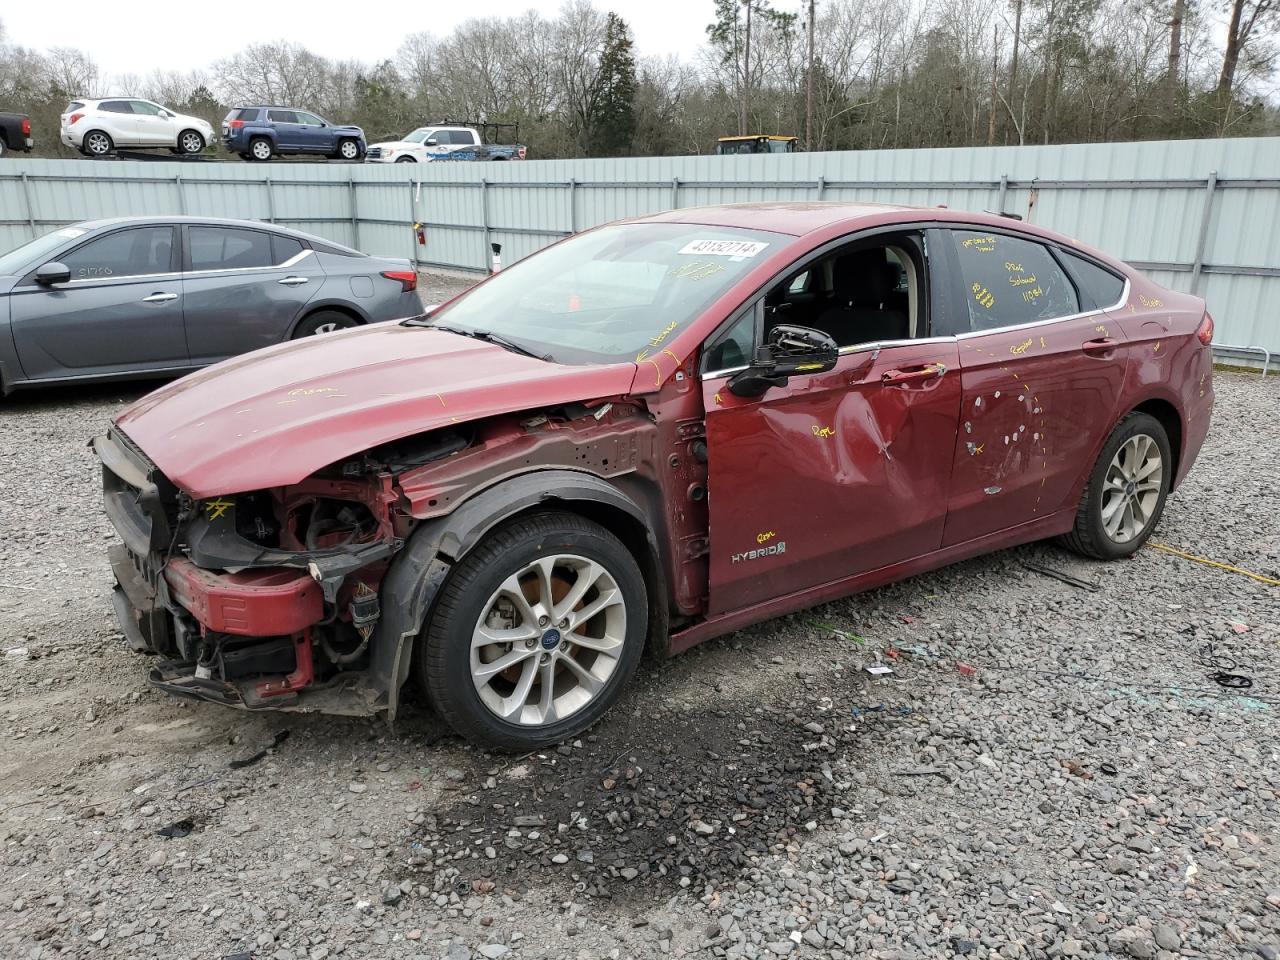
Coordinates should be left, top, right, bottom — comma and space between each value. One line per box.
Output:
369, 469, 660, 721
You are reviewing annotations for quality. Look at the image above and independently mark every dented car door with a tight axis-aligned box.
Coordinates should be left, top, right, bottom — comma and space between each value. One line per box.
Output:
702, 337, 961, 616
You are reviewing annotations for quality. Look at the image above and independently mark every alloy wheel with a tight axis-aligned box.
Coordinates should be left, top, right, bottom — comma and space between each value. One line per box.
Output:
469, 554, 627, 726
86, 133, 110, 155
252, 140, 272, 160
181, 132, 203, 153
312, 321, 340, 334
1100, 433, 1163, 543
340, 141, 359, 159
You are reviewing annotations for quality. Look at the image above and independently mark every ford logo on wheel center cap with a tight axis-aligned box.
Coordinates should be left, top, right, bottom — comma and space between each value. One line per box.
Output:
540, 628, 562, 650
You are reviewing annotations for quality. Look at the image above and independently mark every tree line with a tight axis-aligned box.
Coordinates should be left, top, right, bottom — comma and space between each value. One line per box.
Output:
1, 0, 1276, 162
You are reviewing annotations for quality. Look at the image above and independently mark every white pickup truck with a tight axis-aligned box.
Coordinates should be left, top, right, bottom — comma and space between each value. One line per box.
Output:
364, 123, 526, 163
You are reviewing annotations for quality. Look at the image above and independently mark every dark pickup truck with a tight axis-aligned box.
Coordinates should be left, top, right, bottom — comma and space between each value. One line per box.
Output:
0, 113, 33, 157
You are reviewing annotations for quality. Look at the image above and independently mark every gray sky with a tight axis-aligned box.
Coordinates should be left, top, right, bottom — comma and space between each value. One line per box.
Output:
4, 0, 711, 79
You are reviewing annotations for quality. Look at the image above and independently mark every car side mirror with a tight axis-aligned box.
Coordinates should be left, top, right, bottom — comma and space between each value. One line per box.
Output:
35, 262, 71, 286
727, 324, 838, 398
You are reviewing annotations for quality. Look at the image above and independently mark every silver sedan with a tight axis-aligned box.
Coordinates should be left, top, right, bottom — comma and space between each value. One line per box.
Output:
0, 216, 423, 393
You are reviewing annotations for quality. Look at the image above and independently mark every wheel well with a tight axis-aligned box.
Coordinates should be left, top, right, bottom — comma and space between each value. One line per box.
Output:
1132, 398, 1182, 480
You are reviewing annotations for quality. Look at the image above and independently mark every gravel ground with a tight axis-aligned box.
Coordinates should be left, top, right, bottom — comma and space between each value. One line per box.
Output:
1, 286, 1277, 960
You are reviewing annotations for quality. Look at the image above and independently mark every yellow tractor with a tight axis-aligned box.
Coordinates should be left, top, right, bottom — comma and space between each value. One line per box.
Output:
715, 135, 800, 155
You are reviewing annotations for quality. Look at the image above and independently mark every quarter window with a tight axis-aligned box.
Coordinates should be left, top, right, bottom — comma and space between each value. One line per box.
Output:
271, 234, 306, 266
59, 227, 175, 281
949, 231, 1079, 332
188, 227, 274, 271
1059, 250, 1125, 309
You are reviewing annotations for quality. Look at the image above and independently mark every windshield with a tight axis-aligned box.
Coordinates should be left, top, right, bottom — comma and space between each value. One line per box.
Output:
0, 226, 89, 278
417, 222, 785, 364
403, 128, 434, 143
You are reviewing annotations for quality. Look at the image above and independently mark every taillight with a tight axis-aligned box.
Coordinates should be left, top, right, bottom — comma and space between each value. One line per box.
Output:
1196, 312, 1214, 346
228, 119, 244, 129
382, 270, 417, 292
69, 112, 84, 125
20, 118, 30, 135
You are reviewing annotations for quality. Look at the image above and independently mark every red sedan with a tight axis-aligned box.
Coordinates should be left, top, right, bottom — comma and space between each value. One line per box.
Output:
96, 202, 1214, 749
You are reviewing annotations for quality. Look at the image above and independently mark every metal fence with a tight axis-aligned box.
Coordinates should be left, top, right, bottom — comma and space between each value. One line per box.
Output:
2, 135, 1278, 357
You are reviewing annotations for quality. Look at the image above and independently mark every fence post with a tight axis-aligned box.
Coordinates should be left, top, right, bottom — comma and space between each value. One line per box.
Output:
568, 178, 577, 233
19, 172, 36, 238
998, 173, 1008, 214
175, 175, 186, 215
265, 177, 276, 224
481, 178, 491, 272
671, 177, 680, 210
815, 175, 825, 200
349, 175, 360, 250
1190, 170, 1218, 293
408, 178, 418, 266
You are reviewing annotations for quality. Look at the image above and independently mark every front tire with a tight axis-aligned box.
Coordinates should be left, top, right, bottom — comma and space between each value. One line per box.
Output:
82, 130, 113, 157
178, 129, 205, 155
336, 138, 361, 161
395, 155, 416, 163
416, 511, 647, 751
1061, 412, 1171, 560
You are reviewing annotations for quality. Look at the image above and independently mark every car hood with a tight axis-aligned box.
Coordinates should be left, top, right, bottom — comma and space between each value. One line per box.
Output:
114, 322, 637, 498
332, 125, 364, 135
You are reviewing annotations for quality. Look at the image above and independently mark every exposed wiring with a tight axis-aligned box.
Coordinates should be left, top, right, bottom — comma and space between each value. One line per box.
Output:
1147, 541, 1280, 587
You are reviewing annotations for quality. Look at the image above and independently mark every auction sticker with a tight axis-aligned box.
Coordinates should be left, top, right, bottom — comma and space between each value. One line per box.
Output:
678, 239, 769, 258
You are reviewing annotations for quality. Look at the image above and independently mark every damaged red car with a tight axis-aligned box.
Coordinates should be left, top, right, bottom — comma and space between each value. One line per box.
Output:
96, 202, 1214, 749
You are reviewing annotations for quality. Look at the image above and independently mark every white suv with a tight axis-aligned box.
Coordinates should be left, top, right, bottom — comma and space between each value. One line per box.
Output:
61, 99, 214, 157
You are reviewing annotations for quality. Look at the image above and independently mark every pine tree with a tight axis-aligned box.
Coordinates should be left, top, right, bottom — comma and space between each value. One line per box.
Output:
595, 13, 637, 156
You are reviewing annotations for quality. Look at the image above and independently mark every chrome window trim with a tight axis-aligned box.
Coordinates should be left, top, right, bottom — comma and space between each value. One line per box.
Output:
183, 248, 313, 277
953, 276, 1130, 340
62, 270, 183, 287
701, 334, 958, 380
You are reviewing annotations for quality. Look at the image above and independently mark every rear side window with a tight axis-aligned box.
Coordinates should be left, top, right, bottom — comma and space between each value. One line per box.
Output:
268, 110, 298, 124
229, 108, 260, 121
271, 234, 305, 265
60, 227, 175, 281
1059, 250, 1126, 309
949, 230, 1079, 332
65, 101, 85, 112
100, 101, 132, 114
446, 130, 475, 145
188, 227, 273, 271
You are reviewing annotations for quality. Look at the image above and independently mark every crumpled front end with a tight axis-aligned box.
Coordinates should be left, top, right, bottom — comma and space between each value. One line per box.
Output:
95, 425, 400, 713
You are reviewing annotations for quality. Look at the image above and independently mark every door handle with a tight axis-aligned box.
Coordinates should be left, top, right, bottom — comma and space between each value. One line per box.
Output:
881, 363, 945, 386
141, 292, 178, 303
1082, 337, 1117, 356
278, 276, 309, 286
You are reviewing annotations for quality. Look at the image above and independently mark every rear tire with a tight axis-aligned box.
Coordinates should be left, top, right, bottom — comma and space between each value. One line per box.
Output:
416, 511, 647, 751
82, 130, 113, 157
1060, 411, 1171, 560
0, 139, 10, 158
248, 137, 273, 161
292, 310, 359, 337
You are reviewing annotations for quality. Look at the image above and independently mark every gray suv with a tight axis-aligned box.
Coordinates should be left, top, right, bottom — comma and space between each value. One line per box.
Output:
0, 217, 422, 394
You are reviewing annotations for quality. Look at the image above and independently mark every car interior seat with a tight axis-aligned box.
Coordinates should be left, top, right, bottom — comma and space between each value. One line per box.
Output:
812, 249, 910, 346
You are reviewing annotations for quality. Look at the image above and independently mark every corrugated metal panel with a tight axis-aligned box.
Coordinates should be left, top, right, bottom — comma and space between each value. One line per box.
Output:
2, 138, 1278, 351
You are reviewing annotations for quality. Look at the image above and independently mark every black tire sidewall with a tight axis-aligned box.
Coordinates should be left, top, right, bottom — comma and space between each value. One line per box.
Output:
292, 312, 356, 338
1078, 413, 1172, 559
420, 514, 647, 751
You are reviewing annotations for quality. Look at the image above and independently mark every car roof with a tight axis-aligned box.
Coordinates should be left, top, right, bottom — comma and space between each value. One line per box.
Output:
636, 201, 1101, 249
66, 216, 354, 249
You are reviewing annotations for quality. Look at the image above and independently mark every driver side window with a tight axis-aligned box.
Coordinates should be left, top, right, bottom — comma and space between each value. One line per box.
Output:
949, 230, 1078, 331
